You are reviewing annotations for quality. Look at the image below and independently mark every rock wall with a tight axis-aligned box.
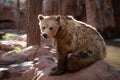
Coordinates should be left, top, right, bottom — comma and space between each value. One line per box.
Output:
0, 2, 15, 29
0, 1, 25, 29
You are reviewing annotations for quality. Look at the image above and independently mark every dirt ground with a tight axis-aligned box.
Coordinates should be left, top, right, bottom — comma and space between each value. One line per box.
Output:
105, 40, 120, 68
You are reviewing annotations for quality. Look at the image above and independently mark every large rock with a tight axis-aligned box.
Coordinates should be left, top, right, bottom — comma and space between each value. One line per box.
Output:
0, 50, 6, 57
0, 45, 40, 64
1, 56, 120, 80
0, 40, 26, 50
0, 44, 55, 65
0, 61, 33, 80
21, 58, 120, 80
0, 55, 15, 65
0, 32, 5, 39
16, 34, 26, 42
0, 41, 12, 51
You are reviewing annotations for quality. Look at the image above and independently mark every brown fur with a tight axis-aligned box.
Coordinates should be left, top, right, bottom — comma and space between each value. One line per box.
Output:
38, 14, 106, 76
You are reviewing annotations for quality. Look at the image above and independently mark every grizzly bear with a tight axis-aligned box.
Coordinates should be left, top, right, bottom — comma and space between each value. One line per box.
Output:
38, 14, 106, 76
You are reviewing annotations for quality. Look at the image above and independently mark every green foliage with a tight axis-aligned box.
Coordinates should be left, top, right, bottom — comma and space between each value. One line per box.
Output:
2, 33, 18, 40
0, 0, 26, 4
0, 0, 15, 3
20, 0, 26, 3
12, 46, 22, 51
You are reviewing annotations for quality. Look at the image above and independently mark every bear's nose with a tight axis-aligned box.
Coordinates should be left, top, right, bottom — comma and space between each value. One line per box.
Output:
42, 34, 47, 38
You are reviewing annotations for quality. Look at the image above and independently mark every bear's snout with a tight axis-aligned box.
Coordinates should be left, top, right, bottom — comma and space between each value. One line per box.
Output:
42, 33, 48, 38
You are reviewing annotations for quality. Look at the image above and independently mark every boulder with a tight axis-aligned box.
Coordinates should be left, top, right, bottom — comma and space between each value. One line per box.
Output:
0, 55, 15, 65
0, 50, 6, 57
0, 45, 40, 64
0, 41, 12, 51
22, 59, 120, 80
0, 39, 55, 65
0, 46, 120, 80
0, 61, 33, 80
0, 32, 5, 39
0, 40, 26, 50
16, 34, 26, 41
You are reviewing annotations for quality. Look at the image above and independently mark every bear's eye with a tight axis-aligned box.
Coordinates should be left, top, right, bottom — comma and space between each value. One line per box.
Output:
42, 27, 45, 30
49, 27, 53, 30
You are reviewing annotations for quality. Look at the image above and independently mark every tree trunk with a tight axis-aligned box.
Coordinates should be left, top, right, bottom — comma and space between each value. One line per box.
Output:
16, 0, 20, 31
61, 0, 76, 16
26, 0, 42, 46
13, 0, 20, 31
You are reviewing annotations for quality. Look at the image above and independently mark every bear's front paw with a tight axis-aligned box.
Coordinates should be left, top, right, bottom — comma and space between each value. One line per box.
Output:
49, 68, 65, 76
51, 66, 57, 71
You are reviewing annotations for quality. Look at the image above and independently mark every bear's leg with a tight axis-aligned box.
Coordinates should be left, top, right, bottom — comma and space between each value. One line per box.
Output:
67, 50, 101, 72
51, 66, 57, 71
49, 55, 67, 76
67, 54, 81, 72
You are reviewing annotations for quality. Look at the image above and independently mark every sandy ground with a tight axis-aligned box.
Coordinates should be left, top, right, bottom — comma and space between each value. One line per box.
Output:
105, 40, 120, 68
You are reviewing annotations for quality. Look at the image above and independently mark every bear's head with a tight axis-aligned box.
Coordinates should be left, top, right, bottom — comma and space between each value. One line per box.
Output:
38, 14, 61, 39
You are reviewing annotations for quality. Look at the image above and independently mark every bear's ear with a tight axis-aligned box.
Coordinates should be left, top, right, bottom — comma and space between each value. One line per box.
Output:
38, 14, 44, 21
56, 15, 61, 21
66, 15, 74, 20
